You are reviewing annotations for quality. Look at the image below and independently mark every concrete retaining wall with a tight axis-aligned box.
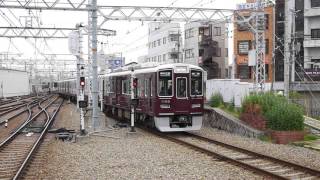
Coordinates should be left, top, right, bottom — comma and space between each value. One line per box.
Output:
204, 106, 264, 138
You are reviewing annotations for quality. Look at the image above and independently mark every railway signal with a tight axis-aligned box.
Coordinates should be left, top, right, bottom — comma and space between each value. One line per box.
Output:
80, 77, 85, 87
79, 65, 86, 135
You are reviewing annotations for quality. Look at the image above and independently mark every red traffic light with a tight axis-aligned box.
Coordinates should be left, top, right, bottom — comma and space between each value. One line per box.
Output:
80, 77, 85, 86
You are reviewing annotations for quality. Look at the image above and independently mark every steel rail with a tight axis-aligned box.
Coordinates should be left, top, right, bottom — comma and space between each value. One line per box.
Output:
0, 96, 57, 149
0, 95, 34, 106
13, 99, 63, 180
184, 132, 320, 179
139, 126, 320, 180
0, 101, 33, 116
0, 96, 49, 126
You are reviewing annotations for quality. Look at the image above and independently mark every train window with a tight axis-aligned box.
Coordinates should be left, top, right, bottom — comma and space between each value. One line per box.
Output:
144, 79, 149, 97
122, 79, 131, 95
176, 78, 187, 98
158, 70, 173, 96
191, 70, 203, 96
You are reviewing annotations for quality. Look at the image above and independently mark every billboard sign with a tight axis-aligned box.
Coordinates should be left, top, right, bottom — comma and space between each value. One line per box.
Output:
236, 2, 273, 10
107, 57, 125, 71
305, 69, 320, 81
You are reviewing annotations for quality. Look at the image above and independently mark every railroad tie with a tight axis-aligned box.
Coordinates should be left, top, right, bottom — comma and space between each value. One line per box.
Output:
261, 165, 282, 170
296, 176, 317, 180
282, 172, 304, 178
268, 168, 291, 173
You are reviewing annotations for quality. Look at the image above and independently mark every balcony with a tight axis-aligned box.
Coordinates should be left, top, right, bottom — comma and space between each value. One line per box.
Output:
198, 35, 212, 46
304, 38, 320, 48
304, 8, 320, 17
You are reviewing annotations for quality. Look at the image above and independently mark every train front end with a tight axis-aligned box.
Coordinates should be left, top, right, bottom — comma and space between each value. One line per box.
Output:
154, 64, 204, 132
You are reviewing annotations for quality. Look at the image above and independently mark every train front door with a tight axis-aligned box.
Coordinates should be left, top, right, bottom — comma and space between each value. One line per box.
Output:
175, 77, 189, 112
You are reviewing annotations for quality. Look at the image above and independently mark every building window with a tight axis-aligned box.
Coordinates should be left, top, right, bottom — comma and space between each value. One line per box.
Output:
158, 55, 161, 62
311, 0, 320, 7
163, 54, 166, 62
236, 15, 250, 31
215, 47, 221, 57
311, 59, 320, 69
185, 49, 194, 59
213, 27, 221, 36
153, 41, 156, 47
265, 39, 269, 54
225, 48, 228, 57
238, 65, 250, 79
311, 29, 320, 39
170, 34, 179, 41
157, 39, 161, 46
185, 28, 194, 39
238, 41, 251, 55
163, 37, 166, 44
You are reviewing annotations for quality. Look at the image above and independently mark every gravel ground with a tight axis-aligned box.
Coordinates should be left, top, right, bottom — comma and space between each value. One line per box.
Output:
37, 103, 265, 179
195, 127, 320, 170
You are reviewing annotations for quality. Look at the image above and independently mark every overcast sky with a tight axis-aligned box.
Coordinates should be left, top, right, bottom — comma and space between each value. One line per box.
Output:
0, 0, 246, 73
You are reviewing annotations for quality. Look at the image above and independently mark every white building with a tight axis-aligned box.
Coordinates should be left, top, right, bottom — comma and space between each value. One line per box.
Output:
0, 69, 30, 97
146, 23, 182, 64
304, 0, 320, 69
184, 21, 229, 79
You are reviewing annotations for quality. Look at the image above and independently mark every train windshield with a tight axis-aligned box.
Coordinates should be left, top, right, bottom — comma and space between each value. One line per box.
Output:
191, 70, 203, 96
158, 70, 173, 96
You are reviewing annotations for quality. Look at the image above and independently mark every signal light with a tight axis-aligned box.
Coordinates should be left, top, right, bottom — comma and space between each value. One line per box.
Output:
80, 77, 85, 87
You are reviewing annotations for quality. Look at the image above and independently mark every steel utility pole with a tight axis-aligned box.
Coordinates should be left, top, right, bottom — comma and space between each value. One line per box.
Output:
284, 0, 292, 98
91, 0, 100, 130
254, 0, 266, 92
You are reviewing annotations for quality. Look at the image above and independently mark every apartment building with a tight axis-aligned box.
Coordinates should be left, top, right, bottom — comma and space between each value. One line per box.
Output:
184, 21, 228, 79
304, 0, 320, 80
146, 23, 182, 64
234, 0, 274, 82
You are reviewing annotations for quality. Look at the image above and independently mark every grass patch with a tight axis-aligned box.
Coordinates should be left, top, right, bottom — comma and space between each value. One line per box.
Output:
259, 135, 272, 142
304, 134, 319, 141
219, 105, 240, 119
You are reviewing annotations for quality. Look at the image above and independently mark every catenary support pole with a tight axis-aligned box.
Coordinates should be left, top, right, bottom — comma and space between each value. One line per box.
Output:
91, 0, 100, 130
284, 0, 291, 98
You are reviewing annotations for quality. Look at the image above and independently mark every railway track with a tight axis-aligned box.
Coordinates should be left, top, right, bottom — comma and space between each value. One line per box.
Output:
0, 96, 48, 126
0, 95, 34, 107
0, 96, 63, 180
140, 127, 320, 180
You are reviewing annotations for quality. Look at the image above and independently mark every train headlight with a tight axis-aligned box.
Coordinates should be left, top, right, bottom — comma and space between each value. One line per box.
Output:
192, 104, 201, 108
160, 104, 170, 109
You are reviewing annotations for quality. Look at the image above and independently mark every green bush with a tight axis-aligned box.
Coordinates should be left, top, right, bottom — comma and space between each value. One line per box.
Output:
241, 92, 305, 131
241, 93, 286, 115
210, 92, 223, 107
265, 102, 304, 131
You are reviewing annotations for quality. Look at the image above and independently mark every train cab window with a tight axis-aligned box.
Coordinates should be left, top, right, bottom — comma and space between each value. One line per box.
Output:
158, 70, 173, 96
176, 78, 187, 98
191, 70, 203, 96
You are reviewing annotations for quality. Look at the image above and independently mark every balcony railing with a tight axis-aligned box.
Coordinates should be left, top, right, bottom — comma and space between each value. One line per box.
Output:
304, 36, 320, 48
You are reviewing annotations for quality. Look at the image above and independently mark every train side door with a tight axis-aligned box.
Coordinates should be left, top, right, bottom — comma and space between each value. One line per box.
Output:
149, 77, 154, 114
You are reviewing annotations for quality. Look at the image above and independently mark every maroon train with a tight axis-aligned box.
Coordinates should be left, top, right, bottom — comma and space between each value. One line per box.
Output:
58, 63, 205, 132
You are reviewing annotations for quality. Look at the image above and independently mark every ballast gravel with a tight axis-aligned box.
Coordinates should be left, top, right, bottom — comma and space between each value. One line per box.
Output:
39, 128, 264, 179
38, 103, 264, 179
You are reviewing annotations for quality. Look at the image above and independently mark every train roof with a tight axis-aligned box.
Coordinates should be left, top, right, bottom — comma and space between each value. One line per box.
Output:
100, 63, 204, 78
56, 63, 204, 82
